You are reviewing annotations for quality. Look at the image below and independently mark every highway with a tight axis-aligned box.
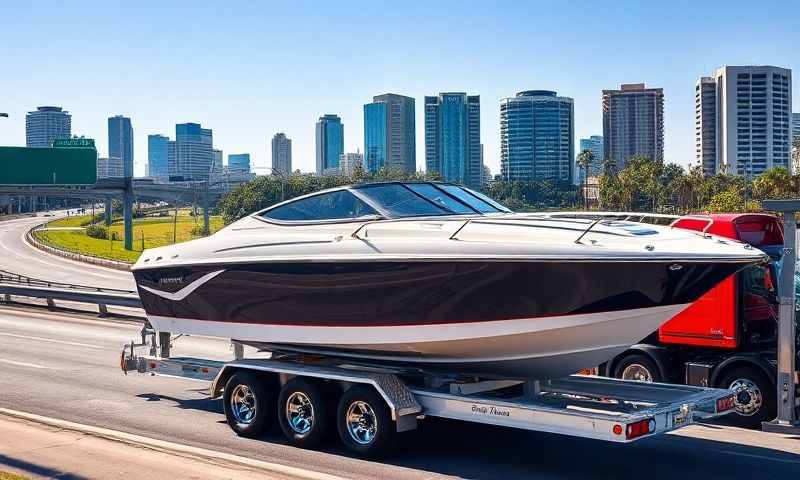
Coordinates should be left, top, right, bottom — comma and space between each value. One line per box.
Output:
0, 305, 797, 479
0, 213, 135, 290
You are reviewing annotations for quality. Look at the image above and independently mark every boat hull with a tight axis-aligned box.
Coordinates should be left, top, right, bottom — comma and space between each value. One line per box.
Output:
147, 304, 688, 379
135, 259, 751, 379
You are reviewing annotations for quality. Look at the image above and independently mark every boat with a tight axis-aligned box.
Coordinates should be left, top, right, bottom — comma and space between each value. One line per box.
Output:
131, 181, 768, 379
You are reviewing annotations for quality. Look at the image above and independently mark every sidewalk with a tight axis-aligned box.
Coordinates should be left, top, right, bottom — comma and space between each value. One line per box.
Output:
0, 415, 303, 480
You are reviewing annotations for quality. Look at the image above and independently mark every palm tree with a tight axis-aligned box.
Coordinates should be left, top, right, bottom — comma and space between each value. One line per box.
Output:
576, 149, 595, 210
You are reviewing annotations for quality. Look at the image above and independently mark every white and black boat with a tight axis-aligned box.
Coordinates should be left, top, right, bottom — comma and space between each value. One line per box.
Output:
132, 181, 767, 379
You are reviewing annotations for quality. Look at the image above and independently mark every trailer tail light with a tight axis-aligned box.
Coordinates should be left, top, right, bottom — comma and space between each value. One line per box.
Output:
716, 394, 736, 413
625, 419, 656, 440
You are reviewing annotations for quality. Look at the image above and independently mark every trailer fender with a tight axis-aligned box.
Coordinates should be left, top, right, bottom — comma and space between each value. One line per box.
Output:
211, 365, 280, 398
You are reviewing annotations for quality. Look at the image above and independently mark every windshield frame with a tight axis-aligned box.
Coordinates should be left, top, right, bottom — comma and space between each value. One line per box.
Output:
252, 181, 512, 225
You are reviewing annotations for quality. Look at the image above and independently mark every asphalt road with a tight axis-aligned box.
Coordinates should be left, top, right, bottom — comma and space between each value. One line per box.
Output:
0, 213, 135, 291
0, 305, 797, 480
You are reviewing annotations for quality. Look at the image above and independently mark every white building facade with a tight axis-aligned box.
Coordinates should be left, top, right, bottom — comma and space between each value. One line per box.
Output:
696, 65, 793, 176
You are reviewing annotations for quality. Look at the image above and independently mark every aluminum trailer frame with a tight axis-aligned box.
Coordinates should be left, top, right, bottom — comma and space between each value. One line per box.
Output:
122, 342, 737, 444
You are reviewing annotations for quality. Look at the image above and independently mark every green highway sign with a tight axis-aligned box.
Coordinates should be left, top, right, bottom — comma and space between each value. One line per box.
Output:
0, 146, 97, 185
52, 138, 96, 148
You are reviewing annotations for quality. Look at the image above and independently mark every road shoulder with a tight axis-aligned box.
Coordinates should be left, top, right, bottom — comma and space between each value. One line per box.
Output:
0, 410, 341, 480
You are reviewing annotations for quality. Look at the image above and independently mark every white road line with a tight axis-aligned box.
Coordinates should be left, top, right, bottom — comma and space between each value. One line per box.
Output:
0, 408, 345, 480
0, 332, 105, 349
0, 218, 132, 285
0, 358, 53, 369
19, 229, 130, 280
720, 450, 800, 464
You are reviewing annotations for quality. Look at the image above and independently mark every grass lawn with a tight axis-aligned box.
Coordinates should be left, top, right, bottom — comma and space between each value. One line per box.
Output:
44, 214, 95, 227
0, 472, 29, 480
34, 212, 224, 263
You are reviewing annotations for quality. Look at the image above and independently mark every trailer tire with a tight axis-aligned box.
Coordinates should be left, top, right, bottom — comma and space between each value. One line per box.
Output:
223, 372, 275, 438
613, 354, 662, 383
717, 366, 775, 428
277, 378, 332, 449
336, 385, 395, 458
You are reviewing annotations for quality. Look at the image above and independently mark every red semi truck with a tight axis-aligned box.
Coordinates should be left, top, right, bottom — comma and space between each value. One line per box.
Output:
602, 213, 787, 427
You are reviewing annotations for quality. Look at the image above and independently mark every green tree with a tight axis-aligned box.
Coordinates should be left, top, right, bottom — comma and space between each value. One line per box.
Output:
706, 189, 745, 213
752, 166, 793, 200
576, 149, 595, 210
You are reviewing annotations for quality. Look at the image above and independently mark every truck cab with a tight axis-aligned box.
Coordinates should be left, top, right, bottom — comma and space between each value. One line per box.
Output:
604, 213, 789, 427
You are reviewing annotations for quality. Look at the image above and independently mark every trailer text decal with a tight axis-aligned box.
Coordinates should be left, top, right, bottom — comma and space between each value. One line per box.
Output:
472, 404, 511, 417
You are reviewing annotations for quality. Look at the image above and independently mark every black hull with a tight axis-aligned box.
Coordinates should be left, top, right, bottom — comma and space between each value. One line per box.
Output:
134, 260, 751, 327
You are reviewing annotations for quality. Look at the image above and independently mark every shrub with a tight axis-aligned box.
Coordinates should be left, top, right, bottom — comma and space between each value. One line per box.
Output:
190, 225, 210, 236
85, 224, 108, 239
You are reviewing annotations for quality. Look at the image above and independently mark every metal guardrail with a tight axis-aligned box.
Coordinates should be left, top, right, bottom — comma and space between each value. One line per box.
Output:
0, 270, 141, 312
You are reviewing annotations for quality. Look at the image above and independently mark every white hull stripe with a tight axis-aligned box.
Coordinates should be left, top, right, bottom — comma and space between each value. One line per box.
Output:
147, 304, 689, 346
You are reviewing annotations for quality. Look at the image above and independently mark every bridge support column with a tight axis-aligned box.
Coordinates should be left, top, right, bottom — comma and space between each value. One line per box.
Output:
202, 199, 210, 236
30, 195, 36, 213
123, 186, 133, 251
104, 196, 113, 225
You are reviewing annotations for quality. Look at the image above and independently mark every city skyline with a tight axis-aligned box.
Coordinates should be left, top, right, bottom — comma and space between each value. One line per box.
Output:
0, 2, 798, 177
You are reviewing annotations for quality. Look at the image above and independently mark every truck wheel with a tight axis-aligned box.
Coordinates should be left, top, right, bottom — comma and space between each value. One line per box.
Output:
613, 354, 662, 383
718, 366, 775, 428
224, 372, 275, 438
336, 385, 395, 458
277, 377, 332, 449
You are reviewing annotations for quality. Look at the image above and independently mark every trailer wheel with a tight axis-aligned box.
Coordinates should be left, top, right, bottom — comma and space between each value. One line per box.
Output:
336, 385, 395, 458
277, 377, 332, 449
613, 354, 662, 383
223, 372, 275, 438
717, 366, 775, 428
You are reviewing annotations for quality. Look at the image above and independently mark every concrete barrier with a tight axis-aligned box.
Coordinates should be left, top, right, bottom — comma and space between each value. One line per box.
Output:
26, 225, 133, 272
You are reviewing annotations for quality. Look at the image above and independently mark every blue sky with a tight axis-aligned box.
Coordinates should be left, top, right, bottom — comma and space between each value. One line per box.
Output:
0, 0, 797, 177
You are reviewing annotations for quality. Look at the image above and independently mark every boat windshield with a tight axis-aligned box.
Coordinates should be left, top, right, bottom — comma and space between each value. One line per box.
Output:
355, 182, 512, 218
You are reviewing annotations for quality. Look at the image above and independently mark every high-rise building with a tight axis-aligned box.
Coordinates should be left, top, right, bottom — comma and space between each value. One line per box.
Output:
212, 149, 223, 173
363, 94, 416, 173
500, 90, 574, 181
602, 83, 664, 169
174, 123, 213, 180
167, 141, 176, 177
271, 133, 292, 175
96, 157, 124, 178
108, 115, 133, 178
147, 134, 170, 177
228, 153, 251, 173
695, 66, 793, 176
316, 115, 344, 175
695, 77, 718, 176
424, 93, 481, 188
576, 135, 604, 183
792, 112, 800, 143
339, 152, 364, 176
26, 106, 71, 147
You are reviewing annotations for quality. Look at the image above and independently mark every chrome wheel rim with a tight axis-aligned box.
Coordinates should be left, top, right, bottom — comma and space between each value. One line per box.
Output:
346, 401, 377, 445
621, 364, 654, 382
729, 378, 762, 416
285, 391, 314, 434
230, 384, 257, 424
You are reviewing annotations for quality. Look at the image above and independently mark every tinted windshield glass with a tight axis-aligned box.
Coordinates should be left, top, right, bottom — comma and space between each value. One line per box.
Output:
406, 183, 476, 214
462, 187, 513, 212
263, 190, 377, 221
436, 184, 503, 213
356, 184, 448, 217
